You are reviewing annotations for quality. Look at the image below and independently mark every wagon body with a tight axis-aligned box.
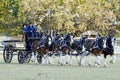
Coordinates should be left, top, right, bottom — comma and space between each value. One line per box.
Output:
3, 39, 32, 64
3, 40, 25, 50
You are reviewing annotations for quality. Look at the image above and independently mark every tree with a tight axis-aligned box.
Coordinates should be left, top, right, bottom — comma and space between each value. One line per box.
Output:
0, 0, 22, 35
1, 0, 120, 37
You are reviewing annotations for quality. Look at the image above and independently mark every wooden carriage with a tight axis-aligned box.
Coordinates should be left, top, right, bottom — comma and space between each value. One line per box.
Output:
3, 33, 41, 64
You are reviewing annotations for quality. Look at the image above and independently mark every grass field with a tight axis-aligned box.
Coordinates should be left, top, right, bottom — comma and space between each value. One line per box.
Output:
0, 53, 120, 80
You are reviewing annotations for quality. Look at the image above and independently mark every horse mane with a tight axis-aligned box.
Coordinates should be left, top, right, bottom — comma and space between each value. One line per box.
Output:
106, 36, 114, 48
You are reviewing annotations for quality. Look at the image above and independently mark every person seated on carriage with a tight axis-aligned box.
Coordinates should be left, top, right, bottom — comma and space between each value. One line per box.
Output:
27, 22, 37, 38
22, 23, 27, 33
22, 23, 28, 41
90, 33, 100, 50
25, 22, 36, 51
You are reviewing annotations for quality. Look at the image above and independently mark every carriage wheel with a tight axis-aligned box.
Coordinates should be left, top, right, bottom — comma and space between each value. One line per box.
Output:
3, 46, 13, 63
18, 51, 25, 64
24, 52, 31, 63
37, 54, 42, 64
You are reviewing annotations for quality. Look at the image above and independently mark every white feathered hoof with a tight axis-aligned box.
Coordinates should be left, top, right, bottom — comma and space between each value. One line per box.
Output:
31, 60, 34, 62
80, 64, 84, 67
79, 62, 84, 67
94, 64, 100, 68
31, 59, 35, 62
69, 64, 72, 66
61, 63, 65, 66
110, 60, 114, 64
58, 61, 61, 64
78, 62, 81, 66
104, 64, 108, 68
88, 63, 91, 67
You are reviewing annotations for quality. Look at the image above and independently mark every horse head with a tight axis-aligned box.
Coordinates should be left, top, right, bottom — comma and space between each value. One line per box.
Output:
97, 37, 107, 50
102, 35, 116, 64
106, 36, 115, 49
65, 34, 74, 46
76, 35, 87, 51
45, 35, 52, 47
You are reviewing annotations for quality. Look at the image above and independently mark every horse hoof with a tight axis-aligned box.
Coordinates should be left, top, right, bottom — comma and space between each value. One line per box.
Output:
104, 65, 108, 67
94, 64, 100, 68
79, 63, 81, 66
110, 61, 113, 64
31, 60, 34, 62
69, 63, 72, 66
61, 64, 64, 66
48, 61, 51, 64
80, 65, 84, 67
66, 62, 68, 64
58, 62, 61, 64
35, 62, 38, 64
88, 64, 91, 67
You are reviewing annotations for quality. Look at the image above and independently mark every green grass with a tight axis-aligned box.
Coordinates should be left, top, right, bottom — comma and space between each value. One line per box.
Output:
0, 54, 120, 80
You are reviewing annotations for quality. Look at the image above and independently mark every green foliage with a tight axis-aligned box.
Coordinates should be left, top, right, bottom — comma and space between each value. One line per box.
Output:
0, 0, 22, 36
0, 0, 120, 37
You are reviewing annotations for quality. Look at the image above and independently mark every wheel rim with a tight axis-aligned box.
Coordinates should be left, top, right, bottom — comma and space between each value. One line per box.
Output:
24, 52, 31, 63
3, 47, 13, 63
18, 51, 25, 64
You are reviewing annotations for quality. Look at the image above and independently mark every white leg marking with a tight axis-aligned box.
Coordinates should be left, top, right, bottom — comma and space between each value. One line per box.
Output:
41, 56, 45, 64
76, 55, 80, 64
94, 56, 101, 67
104, 58, 108, 67
58, 51, 63, 65
35, 52, 38, 64
110, 55, 116, 63
86, 54, 91, 66
44, 54, 48, 64
65, 54, 71, 65
50, 53, 55, 64
31, 52, 35, 62
80, 55, 84, 66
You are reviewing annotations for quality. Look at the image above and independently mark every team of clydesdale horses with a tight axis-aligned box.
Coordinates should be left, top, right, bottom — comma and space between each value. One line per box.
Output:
30, 32, 116, 67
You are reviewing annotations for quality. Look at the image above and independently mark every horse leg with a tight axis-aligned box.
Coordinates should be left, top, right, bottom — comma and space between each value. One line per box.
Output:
44, 54, 49, 64
94, 56, 101, 67
63, 49, 71, 66
104, 54, 108, 67
75, 51, 80, 64
110, 55, 116, 64
86, 53, 91, 66
41, 56, 45, 64
69, 51, 72, 65
64, 54, 69, 65
49, 52, 54, 64
64, 53, 71, 65
58, 51, 63, 65
35, 52, 38, 64
51, 51, 58, 64
79, 54, 85, 67
76, 54, 79, 64
79, 51, 87, 66
31, 52, 35, 62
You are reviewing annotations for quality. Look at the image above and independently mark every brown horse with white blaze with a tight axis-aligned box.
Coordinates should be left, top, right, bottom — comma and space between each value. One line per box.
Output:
31, 34, 53, 64
58, 34, 74, 65
80, 36, 107, 67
